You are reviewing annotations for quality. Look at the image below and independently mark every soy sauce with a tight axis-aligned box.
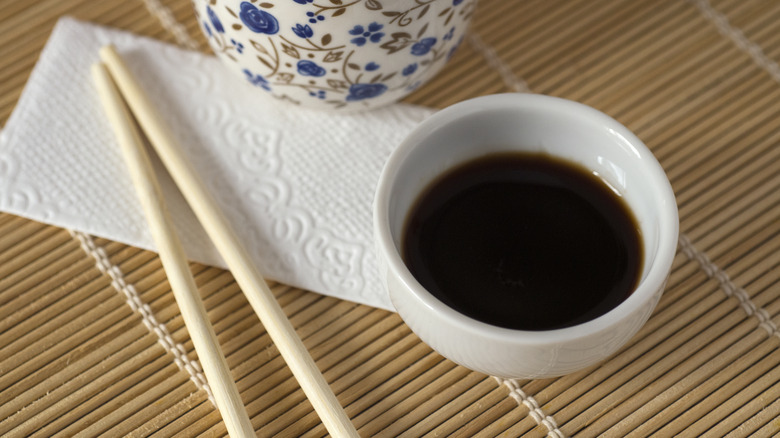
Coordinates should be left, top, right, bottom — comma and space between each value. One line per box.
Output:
402, 152, 643, 331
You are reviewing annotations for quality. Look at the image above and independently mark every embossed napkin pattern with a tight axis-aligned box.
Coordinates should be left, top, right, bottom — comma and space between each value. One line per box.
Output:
0, 17, 435, 310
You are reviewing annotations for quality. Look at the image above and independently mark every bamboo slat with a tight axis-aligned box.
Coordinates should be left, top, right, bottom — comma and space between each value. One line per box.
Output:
0, 0, 778, 436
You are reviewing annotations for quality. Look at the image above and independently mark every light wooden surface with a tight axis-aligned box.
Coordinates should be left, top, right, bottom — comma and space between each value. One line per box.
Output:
92, 61, 256, 438
0, 0, 778, 436
98, 45, 358, 438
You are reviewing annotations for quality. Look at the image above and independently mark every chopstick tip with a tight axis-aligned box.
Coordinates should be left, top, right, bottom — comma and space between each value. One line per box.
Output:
99, 44, 119, 63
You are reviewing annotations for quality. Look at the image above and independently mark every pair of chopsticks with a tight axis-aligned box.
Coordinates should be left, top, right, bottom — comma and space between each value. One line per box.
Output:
92, 45, 359, 438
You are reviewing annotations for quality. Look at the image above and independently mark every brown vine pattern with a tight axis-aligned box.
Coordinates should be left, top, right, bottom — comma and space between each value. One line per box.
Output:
196, 0, 476, 108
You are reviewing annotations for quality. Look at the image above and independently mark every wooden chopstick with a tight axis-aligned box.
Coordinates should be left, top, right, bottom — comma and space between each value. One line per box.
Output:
98, 45, 360, 438
92, 62, 255, 438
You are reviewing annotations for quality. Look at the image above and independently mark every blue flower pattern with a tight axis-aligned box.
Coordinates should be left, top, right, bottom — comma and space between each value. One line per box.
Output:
231, 39, 244, 53
202, 0, 472, 107
239, 2, 279, 34
306, 11, 325, 24
297, 60, 327, 77
292, 23, 314, 38
207, 6, 224, 33
411, 37, 437, 56
346, 83, 388, 101
348, 22, 384, 46
243, 69, 272, 91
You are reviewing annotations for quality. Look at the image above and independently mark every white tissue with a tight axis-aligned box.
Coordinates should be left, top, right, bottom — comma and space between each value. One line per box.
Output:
0, 17, 435, 310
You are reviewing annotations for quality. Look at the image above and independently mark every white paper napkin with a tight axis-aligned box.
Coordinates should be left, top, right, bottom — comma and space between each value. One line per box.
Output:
0, 17, 436, 310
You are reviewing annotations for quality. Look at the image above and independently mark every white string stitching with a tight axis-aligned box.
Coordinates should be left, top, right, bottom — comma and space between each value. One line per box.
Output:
468, 22, 780, 432
69, 230, 216, 405
141, 4, 555, 429
678, 234, 779, 339
688, 3, 780, 332
141, 0, 200, 50
470, 6, 779, 339
85, 0, 217, 406
468, 28, 569, 435
127, 0, 780, 427
690, 0, 780, 84
494, 377, 566, 438
467, 32, 532, 93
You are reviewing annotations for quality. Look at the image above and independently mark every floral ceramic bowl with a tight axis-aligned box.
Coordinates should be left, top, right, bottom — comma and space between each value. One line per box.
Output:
193, 0, 477, 111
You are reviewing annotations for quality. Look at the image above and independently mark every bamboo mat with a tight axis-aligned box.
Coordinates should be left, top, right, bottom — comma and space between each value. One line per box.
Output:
1, 0, 778, 436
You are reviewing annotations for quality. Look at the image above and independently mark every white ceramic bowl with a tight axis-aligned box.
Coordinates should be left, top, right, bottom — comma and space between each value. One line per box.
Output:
193, 0, 477, 111
373, 93, 679, 378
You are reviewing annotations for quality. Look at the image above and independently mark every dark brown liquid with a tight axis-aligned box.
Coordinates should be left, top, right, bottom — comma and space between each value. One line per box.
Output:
402, 152, 643, 331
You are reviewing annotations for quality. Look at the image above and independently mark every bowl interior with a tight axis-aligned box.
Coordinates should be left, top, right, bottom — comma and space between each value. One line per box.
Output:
383, 96, 675, 297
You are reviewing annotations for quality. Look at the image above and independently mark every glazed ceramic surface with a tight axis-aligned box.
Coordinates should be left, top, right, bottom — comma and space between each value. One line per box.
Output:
373, 94, 680, 378
193, 0, 477, 110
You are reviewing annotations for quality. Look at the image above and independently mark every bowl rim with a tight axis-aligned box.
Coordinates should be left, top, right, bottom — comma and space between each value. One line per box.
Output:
373, 93, 680, 345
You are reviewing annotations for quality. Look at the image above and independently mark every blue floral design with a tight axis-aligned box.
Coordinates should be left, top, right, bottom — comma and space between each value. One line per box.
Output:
202, 21, 212, 37
348, 22, 384, 46
309, 90, 327, 99
207, 6, 224, 33
306, 11, 325, 24
443, 27, 455, 41
239, 2, 279, 34
243, 69, 271, 91
411, 37, 437, 56
365, 62, 380, 71
402, 63, 418, 76
293, 0, 313, 3
453, 0, 464, 5
292, 23, 314, 38
346, 83, 387, 101
231, 39, 244, 53
297, 60, 326, 77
